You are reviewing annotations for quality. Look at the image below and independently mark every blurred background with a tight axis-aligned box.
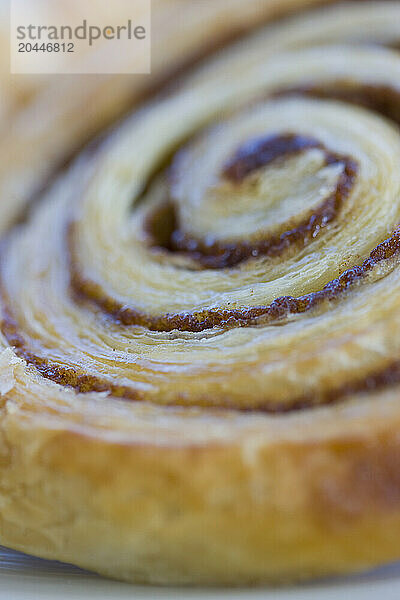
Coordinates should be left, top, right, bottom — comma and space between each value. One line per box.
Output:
0, 0, 335, 234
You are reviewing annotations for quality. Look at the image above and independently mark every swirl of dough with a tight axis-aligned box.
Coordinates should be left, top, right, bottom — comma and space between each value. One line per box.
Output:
2, 0, 400, 586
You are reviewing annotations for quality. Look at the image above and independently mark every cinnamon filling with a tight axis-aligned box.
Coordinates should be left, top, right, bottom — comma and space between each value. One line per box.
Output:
0, 293, 143, 400
3, 270, 400, 413
146, 134, 357, 269
66, 82, 400, 336
222, 133, 325, 182
69, 228, 400, 332
3, 80, 400, 410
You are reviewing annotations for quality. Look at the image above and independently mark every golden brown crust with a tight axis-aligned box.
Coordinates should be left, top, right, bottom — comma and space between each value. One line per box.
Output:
1, 0, 400, 586
3, 387, 400, 584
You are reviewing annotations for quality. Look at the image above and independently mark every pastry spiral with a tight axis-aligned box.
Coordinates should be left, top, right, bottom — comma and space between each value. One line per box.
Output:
2, 0, 400, 585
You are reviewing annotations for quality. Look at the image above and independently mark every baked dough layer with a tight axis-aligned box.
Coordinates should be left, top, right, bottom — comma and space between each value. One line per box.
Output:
1, 0, 400, 585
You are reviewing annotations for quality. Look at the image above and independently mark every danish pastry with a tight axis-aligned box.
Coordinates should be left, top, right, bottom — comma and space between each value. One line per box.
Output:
1, 0, 400, 585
